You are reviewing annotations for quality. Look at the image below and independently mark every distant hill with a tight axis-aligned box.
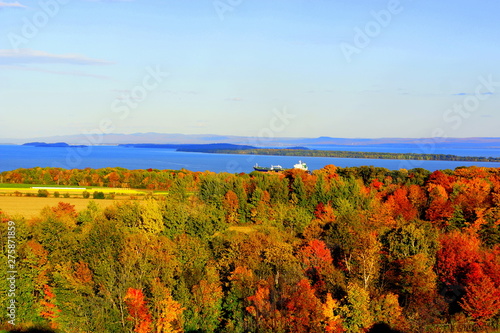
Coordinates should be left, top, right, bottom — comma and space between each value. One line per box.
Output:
2, 133, 500, 150
23, 142, 88, 148
13, 133, 253, 145
120, 143, 257, 152
172, 143, 256, 152
285, 146, 310, 150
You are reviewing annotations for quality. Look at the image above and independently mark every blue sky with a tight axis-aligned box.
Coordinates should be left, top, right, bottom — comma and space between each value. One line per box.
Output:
0, 0, 499, 139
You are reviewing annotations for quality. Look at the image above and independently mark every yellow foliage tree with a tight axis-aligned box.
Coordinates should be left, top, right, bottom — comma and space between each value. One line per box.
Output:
140, 199, 164, 234
323, 293, 344, 333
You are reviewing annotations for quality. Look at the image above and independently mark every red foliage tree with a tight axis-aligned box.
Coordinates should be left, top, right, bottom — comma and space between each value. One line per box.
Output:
124, 288, 153, 333
435, 231, 481, 286
299, 239, 336, 295
386, 187, 418, 221
371, 179, 383, 190
313, 202, 336, 222
40, 284, 61, 329
300, 239, 333, 273
460, 263, 500, 326
481, 248, 500, 288
51, 202, 78, 219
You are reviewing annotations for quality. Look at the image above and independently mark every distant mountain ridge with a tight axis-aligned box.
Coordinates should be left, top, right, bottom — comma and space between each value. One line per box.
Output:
2, 132, 500, 149
120, 143, 257, 152
23, 142, 88, 148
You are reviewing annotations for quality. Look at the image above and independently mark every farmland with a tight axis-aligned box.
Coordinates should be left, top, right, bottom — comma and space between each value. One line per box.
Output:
0, 183, 146, 193
0, 184, 155, 217
0, 196, 119, 218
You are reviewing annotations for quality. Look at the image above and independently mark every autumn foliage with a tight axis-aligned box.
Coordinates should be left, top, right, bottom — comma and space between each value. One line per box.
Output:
2, 165, 500, 332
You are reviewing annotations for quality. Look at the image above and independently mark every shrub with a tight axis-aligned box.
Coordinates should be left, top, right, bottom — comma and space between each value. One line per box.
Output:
82, 191, 90, 199
54, 191, 60, 198
37, 189, 49, 197
93, 191, 105, 199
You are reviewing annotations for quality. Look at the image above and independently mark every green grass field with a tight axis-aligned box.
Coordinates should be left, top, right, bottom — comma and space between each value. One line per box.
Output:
0, 183, 91, 189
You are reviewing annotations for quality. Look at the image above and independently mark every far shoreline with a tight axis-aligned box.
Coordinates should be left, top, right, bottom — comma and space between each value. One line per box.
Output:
7, 141, 500, 163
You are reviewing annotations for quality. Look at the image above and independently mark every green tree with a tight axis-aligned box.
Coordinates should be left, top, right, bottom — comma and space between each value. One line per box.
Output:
291, 173, 307, 206
190, 265, 224, 332
222, 266, 255, 333
162, 196, 189, 239
382, 221, 439, 262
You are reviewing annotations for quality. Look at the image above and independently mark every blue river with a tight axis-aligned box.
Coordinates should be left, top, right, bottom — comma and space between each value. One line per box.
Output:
0, 145, 499, 173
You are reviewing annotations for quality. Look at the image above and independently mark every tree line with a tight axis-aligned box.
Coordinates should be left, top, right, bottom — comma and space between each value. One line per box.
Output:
206, 148, 500, 162
1, 165, 500, 332
0, 165, 431, 190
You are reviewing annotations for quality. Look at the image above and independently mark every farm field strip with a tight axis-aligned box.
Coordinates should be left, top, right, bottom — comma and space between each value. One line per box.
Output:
0, 184, 163, 217
0, 186, 150, 195
0, 197, 120, 218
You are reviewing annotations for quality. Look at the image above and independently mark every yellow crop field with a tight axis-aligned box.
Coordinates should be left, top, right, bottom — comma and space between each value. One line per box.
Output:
0, 196, 119, 218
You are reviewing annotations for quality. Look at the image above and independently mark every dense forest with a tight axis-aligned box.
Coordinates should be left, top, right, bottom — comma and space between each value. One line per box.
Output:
1, 165, 500, 332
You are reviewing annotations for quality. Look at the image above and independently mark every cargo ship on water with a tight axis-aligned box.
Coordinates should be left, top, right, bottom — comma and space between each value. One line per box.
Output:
253, 160, 308, 172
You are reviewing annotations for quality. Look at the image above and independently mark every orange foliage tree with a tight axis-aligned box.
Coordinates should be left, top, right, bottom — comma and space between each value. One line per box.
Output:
246, 282, 286, 332
285, 279, 325, 333
223, 190, 240, 223
151, 279, 185, 333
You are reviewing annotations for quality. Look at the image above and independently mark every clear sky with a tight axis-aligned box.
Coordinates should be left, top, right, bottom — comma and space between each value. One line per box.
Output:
1, 0, 499, 139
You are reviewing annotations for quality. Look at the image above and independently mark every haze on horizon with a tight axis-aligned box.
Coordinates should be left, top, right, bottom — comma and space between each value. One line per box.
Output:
1, 0, 499, 140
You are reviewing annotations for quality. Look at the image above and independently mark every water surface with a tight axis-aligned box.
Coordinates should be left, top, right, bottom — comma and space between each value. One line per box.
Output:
1, 145, 499, 173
